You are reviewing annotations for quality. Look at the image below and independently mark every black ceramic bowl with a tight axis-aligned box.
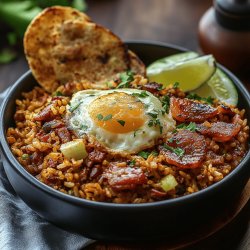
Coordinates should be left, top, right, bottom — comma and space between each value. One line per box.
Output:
0, 41, 249, 241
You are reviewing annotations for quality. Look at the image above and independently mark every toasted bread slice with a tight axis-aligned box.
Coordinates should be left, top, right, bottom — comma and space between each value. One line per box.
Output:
24, 6, 135, 93
128, 50, 146, 77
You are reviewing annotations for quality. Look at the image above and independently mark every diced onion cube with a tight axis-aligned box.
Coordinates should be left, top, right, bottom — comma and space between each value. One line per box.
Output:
160, 174, 178, 192
60, 140, 88, 160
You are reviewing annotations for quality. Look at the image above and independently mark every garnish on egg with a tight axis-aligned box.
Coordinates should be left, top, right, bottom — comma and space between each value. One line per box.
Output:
67, 89, 175, 153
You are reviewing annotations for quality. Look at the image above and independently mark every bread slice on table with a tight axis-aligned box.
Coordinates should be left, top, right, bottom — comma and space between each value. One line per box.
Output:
24, 6, 145, 93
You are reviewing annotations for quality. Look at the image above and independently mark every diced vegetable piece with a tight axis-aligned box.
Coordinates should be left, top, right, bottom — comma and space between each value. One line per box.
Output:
60, 140, 88, 160
160, 174, 178, 192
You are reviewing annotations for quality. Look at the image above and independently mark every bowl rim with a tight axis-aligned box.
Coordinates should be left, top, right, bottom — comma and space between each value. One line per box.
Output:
0, 40, 250, 210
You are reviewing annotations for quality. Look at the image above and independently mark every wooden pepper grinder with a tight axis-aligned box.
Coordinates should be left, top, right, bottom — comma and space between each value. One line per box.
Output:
198, 0, 250, 82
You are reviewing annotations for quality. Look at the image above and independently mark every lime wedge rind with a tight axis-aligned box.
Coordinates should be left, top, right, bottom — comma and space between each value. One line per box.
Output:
207, 69, 238, 106
146, 51, 238, 106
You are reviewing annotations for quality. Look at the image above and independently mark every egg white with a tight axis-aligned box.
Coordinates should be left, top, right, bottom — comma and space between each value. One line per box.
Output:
67, 89, 175, 154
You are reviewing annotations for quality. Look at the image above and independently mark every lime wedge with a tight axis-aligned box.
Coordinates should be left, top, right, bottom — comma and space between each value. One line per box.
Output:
193, 69, 238, 106
147, 51, 199, 73
147, 54, 216, 92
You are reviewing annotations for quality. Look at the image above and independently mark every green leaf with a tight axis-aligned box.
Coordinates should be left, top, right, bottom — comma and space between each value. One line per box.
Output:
116, 70, 134, 88
138, 150, 158, 159
129, 159, 136, 167
132, 91, 149, 98
176, 122, 197, 132
173, 82, 180, 89
69, 101, 82, 112
186, 93, 214, 105
103, 114, 112, 121
0, 1, 42, 37
0, 49, 17, 64
7, 32, 17, 46
97, 114, 103, 121
161, 95, 170, 113
53, 91, 64, 96
138, 151, 151, 159
117, 120, 125, 126
163, 144, 184, 157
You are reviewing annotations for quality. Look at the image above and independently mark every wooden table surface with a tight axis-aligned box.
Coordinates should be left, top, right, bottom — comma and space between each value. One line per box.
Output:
0, 0, 249, 249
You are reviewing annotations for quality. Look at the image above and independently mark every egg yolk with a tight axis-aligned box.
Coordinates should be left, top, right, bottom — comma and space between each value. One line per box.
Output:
88, 92, 146, 133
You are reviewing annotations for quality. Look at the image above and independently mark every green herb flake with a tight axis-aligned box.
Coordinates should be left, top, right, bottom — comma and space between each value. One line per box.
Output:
161, 95, 170, 113
103, 114, 113, 121
80, 124, 88, 130
138, 151, 151, 159
147, 112, 158, 119
133, 129, 140, 137
176, 122, 197, 132
163, 144, 185, 157
116, 70, 134, 88
69, 101, 82, 112
173, 82, 180, 89
97, 114, 104, 120
151, 150, 158, 156
129, 159, 136, 166
187, 93, 214, 105
117, 120, 125, 126
53, 91, 63, 97
148, 120, 154, 127
132, 91, 149, 98
168, 137, 174, 143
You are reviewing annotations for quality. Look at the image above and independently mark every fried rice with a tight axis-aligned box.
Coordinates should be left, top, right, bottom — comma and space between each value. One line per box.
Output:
6, 76, 249, 203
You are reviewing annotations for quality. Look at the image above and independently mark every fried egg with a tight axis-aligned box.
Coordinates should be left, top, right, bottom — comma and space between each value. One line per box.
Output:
67, 89, 175, 153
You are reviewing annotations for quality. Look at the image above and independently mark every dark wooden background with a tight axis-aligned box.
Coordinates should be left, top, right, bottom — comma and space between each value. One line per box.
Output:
0, 0, 249, 249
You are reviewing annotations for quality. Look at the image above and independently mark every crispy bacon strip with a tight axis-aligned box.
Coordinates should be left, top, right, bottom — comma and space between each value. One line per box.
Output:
196, 121, 241, 142
159, 130, 206, 169
34, 98, 64, 122
170, 97, 218, 122
55, 127, 71, 143
103, 163, 147, 191
33, 103, 55, 122
141, 82, 163, 95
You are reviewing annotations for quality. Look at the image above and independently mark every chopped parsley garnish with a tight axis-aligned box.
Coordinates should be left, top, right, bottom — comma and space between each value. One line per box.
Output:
132, 91, 149, 98
138, 151, 150, 159
53, 91, 63, 96
146, 110, 163, 133
80, 124, 88, 130
97, 114, 112, 121
161, 95, 170, 113
163, 144, 185, 157
173, 82, 180, 89
186, 93, 214, 105
147, 111, 158, 119
176, 122, 197, 132
138, 150, 158, 159
168, 138, 174, 143
148, 118, 163, 134
116, 70, 134, 88
103, 114, 113, 121
117, 120, 125, 126
133, 129, 140, 137
69, 101, 83, 112
97, 114, 104, 120
129, 159, 136, 166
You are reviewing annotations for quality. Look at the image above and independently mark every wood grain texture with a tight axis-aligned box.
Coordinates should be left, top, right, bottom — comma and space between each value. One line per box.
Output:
0, 0, 249, 249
